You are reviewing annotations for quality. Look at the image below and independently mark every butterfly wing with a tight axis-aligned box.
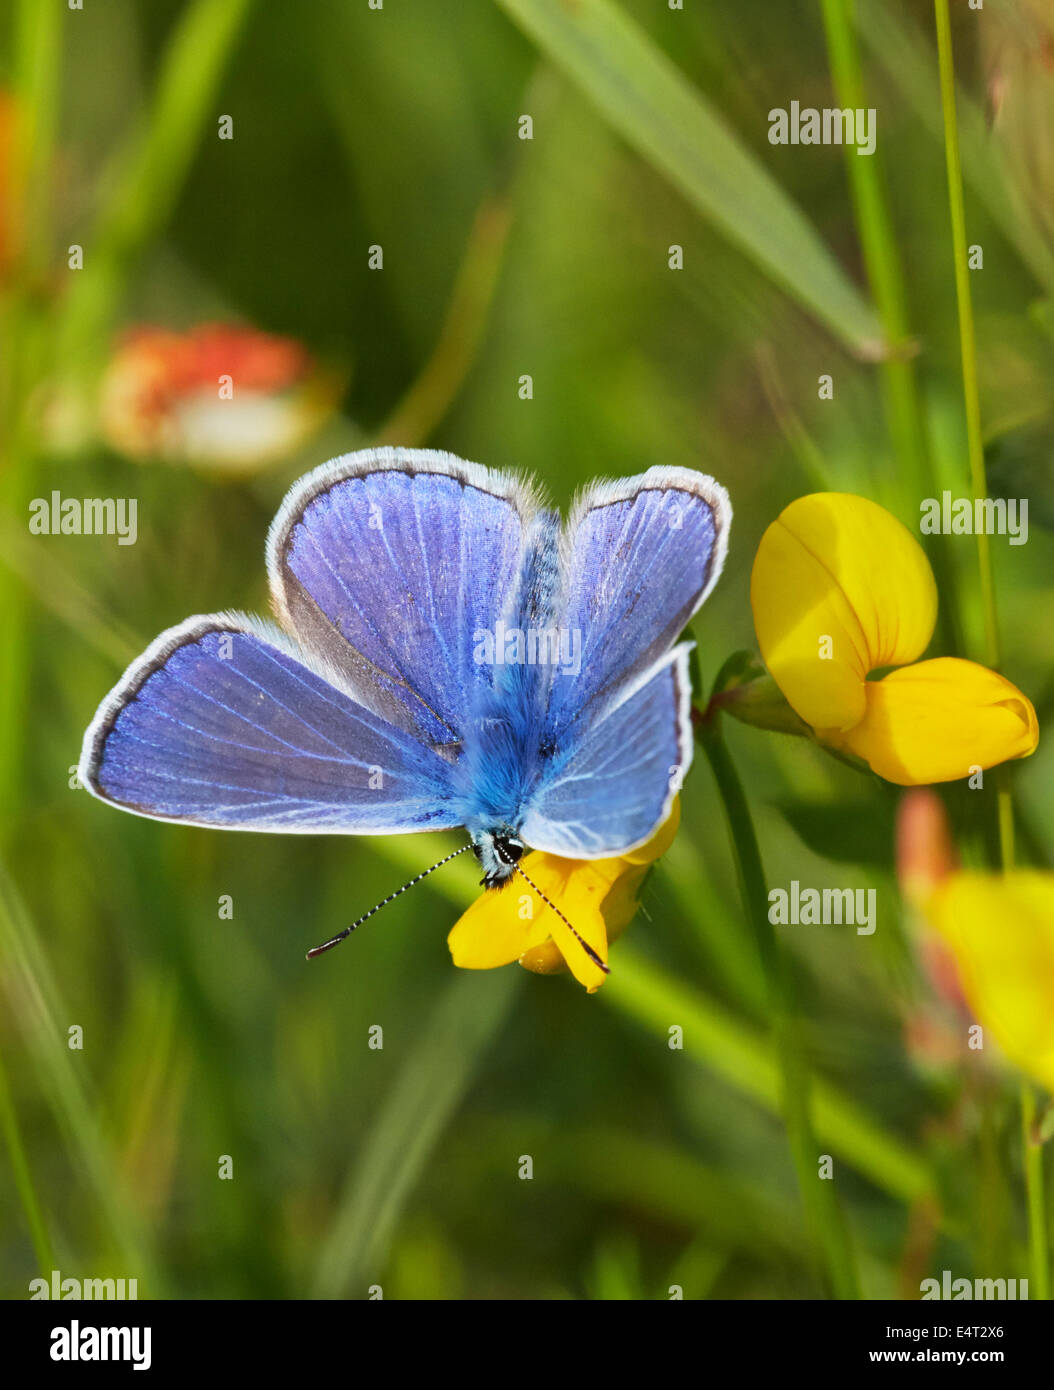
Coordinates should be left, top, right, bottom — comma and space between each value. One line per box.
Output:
267, 448, 541, 749
521, 646, 692, 857
544, 467, 729, 740
79, 615, 459, 832
523, 467, 730, 857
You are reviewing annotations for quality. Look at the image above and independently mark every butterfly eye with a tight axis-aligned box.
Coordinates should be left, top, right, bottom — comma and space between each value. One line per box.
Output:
496, 836, 525, 865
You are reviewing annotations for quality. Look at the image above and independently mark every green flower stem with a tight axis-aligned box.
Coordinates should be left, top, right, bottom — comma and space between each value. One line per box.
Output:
819, 0, 923, 480
1021, 1082, 1050, 1301
933, 0, 998, 672
696, 710, 860, 1298
935, 0, 1047, 1297
995, 766, 1016, 870
820, 0, 962, 655
53, 0, 255, 385
0, 0, 64, 836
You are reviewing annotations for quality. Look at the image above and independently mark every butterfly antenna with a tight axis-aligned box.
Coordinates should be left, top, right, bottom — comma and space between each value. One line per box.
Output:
306, 845, 471, 959
508, 859, 610, 977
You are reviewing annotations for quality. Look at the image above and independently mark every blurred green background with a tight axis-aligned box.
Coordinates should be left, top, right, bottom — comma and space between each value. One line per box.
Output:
1, 0, 1052, 1299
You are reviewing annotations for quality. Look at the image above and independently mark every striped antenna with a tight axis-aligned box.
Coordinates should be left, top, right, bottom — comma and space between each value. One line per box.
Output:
306, 845, 471, 959
495, 844, 610, 976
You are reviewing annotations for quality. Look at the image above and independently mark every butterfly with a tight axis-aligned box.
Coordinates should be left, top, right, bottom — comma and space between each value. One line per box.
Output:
80, 448, 730, 964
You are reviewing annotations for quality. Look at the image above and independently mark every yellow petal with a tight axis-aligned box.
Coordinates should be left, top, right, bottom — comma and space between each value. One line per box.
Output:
516, 860, 613, 991
518, 799, 682, 987
447, 870, 555, 972
620, 795, 681, 865
833, 658, 1038, 785
751, 493, 937, 731
449, 801, 682, 993
516, 938, 568, 975
925, 871, 1054, 1092
518, 859, 654, 981
447, 851, 611, 991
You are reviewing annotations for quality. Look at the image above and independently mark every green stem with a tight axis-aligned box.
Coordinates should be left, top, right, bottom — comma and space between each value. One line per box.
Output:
819, 0, 922, 476
995, 765, 1016, 870
820, 0, 962, 654
696, 712, 860, 1298
0, 0, 64, 839
53, 0, 255, 387
935, 0, 1046, 1297
1021, 1082, 1050, 1301
933, 0, 998, 670
13, 0, 63, 279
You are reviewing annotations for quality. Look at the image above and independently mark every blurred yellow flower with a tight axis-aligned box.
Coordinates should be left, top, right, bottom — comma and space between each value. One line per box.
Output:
925, 870, 1054, 1094
750, 493, 1038, 784
99, 323, 340, 471
447, 801, 680, 993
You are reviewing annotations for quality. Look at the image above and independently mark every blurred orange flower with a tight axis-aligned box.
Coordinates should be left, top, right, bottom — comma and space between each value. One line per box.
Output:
99, 323, 340, 470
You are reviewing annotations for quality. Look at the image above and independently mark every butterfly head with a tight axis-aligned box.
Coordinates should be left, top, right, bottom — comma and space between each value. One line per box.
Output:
472, 829, 525, 888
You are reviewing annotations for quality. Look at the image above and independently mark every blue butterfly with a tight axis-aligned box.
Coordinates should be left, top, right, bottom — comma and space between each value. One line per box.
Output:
80, 449, 730, 962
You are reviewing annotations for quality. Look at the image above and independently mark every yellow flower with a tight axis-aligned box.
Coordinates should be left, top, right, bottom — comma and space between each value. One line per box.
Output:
925, 871, 1054, 1094
447, 801, 681, 993
750, 492, 1038, 784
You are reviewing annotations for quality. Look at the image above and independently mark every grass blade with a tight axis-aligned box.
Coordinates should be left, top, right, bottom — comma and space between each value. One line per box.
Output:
311, 969, 520, 1298
859, 0, 1054, 293
55, 0, 255, 376
605, 946, 934, 1209
369, 838, 934, 1210
0, 1040, 56, 1277
0, 858, 163, 1290
494, 0, 884, 356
